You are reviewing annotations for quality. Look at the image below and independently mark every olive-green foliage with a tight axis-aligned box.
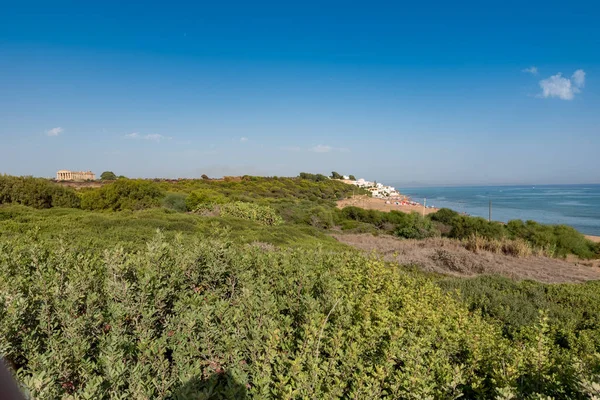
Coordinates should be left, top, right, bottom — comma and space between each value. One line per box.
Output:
219, 202, 283, 226
0, 175, 80, 209
348, 175, 356, 181
185, 188, 228, 211
430, 207, 460, 225
440, 276, 600, 366
429, 208, 600, 259
341, 206, 439, 239
161, 192, 188, 212
298, 172, 329, 182
80, 179, 164, 211
0, 206, 346, 252
448, 215, 506, 240
2, 233, 598, 399
100, 171, 117, 181
506, 219, 598, 258
166, 176, 361, 203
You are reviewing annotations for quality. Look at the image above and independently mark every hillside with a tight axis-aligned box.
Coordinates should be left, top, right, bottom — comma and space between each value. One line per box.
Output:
1, 174, 600, 399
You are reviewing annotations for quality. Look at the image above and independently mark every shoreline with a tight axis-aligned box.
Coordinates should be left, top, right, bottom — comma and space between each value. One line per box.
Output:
337, 195, 600, 242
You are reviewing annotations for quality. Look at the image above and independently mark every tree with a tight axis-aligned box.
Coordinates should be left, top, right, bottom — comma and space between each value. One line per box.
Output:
349, 175, 356, 180
201, 174, 210, 180
331, 171, 342, 179
100, 171, 117, 181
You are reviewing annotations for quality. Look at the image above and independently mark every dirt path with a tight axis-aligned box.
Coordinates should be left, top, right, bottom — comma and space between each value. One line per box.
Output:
333, 233, 600, 283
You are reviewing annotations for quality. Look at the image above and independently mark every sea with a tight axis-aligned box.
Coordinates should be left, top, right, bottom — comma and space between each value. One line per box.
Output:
397, 184, 600, 236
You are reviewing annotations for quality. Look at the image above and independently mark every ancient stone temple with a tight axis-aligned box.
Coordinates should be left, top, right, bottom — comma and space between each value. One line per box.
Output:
56, 170, 96, 181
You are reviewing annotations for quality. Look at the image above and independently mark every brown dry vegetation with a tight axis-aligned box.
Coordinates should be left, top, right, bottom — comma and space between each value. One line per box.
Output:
332, 233, 600, 283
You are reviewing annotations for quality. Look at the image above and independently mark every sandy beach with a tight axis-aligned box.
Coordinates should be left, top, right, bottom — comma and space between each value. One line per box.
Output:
338, 196, 600, 243
337, 195, 439, 215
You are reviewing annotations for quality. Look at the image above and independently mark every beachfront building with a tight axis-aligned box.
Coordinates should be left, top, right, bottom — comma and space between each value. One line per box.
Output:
56, 170, 96, 181
348, 177, 401, 198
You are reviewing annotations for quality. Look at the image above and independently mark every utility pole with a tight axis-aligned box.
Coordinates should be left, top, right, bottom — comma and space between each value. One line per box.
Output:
489, 198, 492, 222
423, 198, 426, 217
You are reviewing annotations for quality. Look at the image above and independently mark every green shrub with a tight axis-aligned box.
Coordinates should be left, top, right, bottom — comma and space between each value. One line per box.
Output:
0, 175, 80, 209
80, 179, 164, 211
430, 207, 460, 225
219, 202, 283, 226
100, 171, 117, 180
448, 215, 505, 240
1, 235, 598, 399
185, 189, 228, 210
506, 220, 598, 259
394, 212, 439, 239
341, 206, 439, 238
161, 192, 188, 212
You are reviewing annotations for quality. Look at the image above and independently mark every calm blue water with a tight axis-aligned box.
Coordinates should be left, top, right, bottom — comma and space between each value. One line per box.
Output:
396, 185, 600, 236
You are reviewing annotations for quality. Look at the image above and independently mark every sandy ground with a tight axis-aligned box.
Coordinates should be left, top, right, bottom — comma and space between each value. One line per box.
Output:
333, 233, 600, 283
586, 235, 600, 243
339, 196, 600, 243
337, 195, 439, 215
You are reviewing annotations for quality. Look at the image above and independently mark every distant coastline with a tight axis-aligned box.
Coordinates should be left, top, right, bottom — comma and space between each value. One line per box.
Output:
398, 184, 600, 237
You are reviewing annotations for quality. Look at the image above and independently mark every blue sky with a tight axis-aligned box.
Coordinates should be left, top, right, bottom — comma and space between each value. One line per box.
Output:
1, 0, 599, 185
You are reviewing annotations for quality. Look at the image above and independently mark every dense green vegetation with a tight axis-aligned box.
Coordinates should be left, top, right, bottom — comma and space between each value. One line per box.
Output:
100, 171, 117, 181
80, 179, 164, 211
1, 233, 599, 399
1, 174, 600, 398
0, 175, 80, 209
431, 208, 599, 258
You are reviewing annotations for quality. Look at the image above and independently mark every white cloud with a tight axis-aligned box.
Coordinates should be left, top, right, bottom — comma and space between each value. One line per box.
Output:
124, 132, 171, 142
522, 66, 538, 75
309, 144, 350, 153
46, 127, 63, 137
539, 70, 586, 100
310, 144, 332, 153
240, 137, 249, 142
145, 133, 169, 142
572, 69, 585, 87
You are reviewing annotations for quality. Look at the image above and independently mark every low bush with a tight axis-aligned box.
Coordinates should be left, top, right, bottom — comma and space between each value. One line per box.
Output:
506, 220, 598, 259
161, 192, 188, 212
0, 175, 80, 209
428, 209, 599, 259
1, 235, 599, 399
80, 179, 164, 211
219, 202, 283, 226
342, 206, 439, 238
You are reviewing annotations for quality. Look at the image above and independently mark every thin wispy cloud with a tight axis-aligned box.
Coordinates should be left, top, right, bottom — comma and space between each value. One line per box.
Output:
240, 137, 249, 142
309, 144, 350, 153
310, 144, 333, 153
124, 132, 172, 142
46, 127, 63, 137
572, 69, 585, 88
522, 66, 538, 75
539, 69, 586, 100
145, 133, 169, 142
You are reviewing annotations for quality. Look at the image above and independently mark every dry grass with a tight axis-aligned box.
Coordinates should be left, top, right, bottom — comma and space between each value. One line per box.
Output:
332, 233, 600, 283
464, 235, 533, 258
